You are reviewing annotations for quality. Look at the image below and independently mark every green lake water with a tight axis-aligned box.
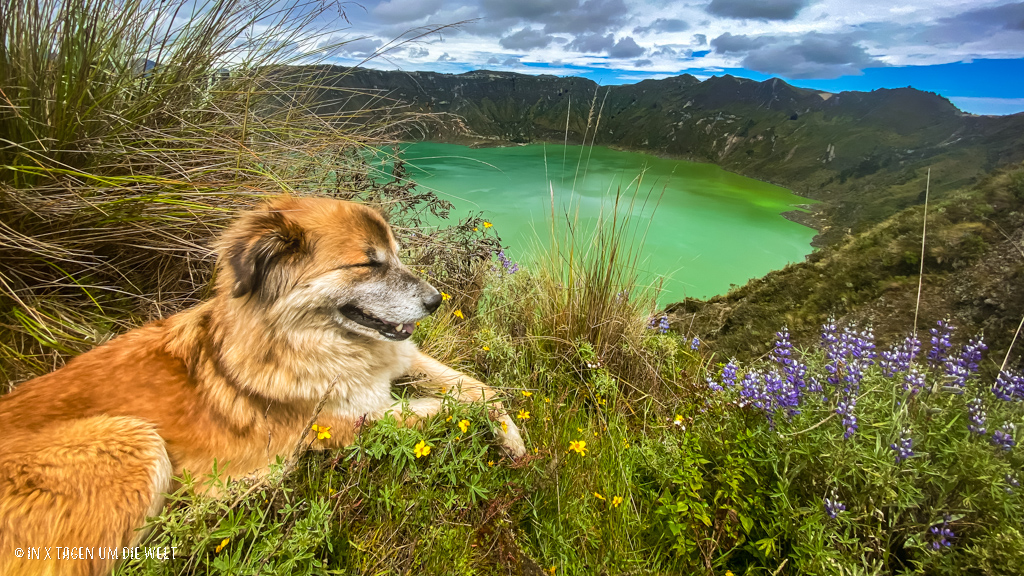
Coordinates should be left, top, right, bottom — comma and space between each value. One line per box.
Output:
392, 142, 816, 304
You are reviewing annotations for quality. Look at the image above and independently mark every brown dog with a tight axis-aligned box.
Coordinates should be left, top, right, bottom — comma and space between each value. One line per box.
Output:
0, 197, 526, 576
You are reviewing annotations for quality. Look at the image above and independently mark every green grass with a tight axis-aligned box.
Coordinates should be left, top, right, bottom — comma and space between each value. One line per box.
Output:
111, 255, 1024, 574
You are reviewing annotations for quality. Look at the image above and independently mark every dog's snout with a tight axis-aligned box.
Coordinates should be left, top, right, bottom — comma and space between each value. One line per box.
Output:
423, 290, 442, 314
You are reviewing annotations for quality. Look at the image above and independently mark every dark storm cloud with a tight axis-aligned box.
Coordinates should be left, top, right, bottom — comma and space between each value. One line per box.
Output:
740, 33, 881, 79
337, 37, 384, 57
371, 0, 444, 23
650, 45, 679, 57
633, 18, 690, 35
608, 36, 646, 58
634, 58, 653, 67
500, 28, 558, 50
502, 57, 521, 66
567, 33, 616, 52
954, 2, 1024, 30
542, 0, 630, 35
710, 32, 775, 53
706, 0, 813, 21
566, 33, 646, 58
406, 47, 429, 58
693, 33, 707, 45
479, 0, 579, 20
479, 0, 629, 36
437, 52, 456, 62
920, 2, 1024, 45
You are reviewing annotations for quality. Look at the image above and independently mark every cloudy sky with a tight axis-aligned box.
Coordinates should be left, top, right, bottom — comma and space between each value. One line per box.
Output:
319, 0, 1024, 115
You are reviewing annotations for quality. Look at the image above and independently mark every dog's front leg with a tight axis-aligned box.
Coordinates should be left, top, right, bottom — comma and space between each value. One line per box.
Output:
407, 351, 526, 458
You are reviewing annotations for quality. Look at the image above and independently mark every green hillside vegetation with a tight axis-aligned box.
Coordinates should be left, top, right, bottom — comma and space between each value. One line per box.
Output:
677, 165, 1024, 371
5, 2, 1024, 575
307, 67, 1024, 245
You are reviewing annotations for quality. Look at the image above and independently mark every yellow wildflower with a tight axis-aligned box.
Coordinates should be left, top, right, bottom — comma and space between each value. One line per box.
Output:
545, 397, 551, 403
673, 414, 684, 426
488, 460, 495, 467
501, 420, 509, 433
311, 424, 331, 440
612, 496, 624, 508
454, 309, 464, 319
445, 414, 452, 422
522, 390, 533, 397
593, 492, 605, 500
215, 538, 229, 553
473, 227, 478, 231
518, 409, 531, 421
482, 345, 490, 351
568, 440, 587, 455
725, 572, 735, 576
441, 292, 451, 301
414, 439, 431, 458
484, 221, 493, 228
548, 566, 557, 576
459, 419, 470, 434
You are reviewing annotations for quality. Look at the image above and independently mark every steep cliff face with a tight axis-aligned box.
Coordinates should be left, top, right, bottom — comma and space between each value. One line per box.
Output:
309, 66, 1024, 245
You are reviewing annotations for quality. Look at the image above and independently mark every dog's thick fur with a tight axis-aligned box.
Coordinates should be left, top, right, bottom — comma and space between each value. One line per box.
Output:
0, 197, 525, 576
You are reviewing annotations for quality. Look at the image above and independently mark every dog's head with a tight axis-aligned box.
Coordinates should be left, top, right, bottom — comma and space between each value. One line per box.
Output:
215, 197, 441, 341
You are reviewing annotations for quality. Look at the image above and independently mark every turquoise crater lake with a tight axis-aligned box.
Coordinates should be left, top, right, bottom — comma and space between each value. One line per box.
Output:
394, 142, 816, 304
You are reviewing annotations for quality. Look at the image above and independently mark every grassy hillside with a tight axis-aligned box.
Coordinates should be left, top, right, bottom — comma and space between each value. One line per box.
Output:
677, 164, 1024, 375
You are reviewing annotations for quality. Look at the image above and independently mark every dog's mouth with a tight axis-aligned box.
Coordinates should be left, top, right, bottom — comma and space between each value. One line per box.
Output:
340, 305, 416, 341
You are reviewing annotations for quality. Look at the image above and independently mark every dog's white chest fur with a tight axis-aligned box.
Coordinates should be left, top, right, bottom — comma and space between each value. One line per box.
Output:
313, 336, 418, 418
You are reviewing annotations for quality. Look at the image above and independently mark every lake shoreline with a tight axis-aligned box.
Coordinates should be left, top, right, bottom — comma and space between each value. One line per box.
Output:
398, 141, 820, 304
419, 135, 825, 244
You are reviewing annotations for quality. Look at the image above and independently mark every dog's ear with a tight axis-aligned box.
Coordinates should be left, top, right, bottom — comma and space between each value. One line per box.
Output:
219, 208, 308, 300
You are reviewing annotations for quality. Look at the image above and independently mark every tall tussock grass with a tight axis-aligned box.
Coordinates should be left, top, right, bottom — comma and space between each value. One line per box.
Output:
0, 0, 411, 381
492, 183, 679, 403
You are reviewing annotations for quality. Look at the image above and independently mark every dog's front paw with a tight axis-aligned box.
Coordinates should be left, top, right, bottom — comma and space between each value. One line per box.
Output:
494, 414, 527, 458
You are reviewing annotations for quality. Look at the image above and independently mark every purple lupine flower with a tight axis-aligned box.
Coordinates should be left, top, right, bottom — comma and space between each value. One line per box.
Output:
824, 494, 846, 518
992, 422, 1016, 452
772, 327, 808, 391
929, 515, 955, 550
967, 397, 987, 435
721, 359, 739, 388
880, 335, 921, 377
992, 369, 1023, 402
928, 319, 955, 367
806, 375, 824, 395
739, 369, 765, 410
495, 250, 520, 274
903, 369, 926, 396
822, 317, 842, 386
890, 428, 914, 463
944, 335, 986, 390
706, 376, 723, 392
647, 315, 670, 334
836, 395, 858, 439
690, 336, 700, 350
821, 320, 875, 439
765, 369, 801, 419
1006, 473, 1020, 494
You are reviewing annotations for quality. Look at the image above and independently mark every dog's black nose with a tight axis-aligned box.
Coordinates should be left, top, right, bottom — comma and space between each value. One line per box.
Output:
423, 291, 442, 314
